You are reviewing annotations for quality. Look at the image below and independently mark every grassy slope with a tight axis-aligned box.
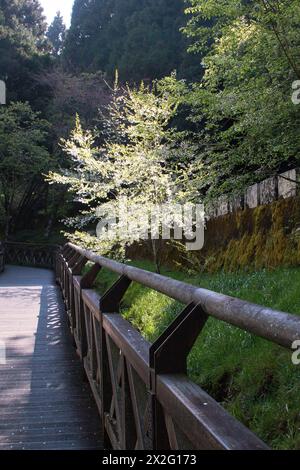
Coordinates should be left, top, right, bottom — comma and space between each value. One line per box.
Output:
93, 263, 300, 449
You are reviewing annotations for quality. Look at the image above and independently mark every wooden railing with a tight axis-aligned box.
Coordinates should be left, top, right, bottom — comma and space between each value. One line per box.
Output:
3, 242, 59, 269
1, 240, 298, 449
56, 242, 300, 451
0, 242, 4, 273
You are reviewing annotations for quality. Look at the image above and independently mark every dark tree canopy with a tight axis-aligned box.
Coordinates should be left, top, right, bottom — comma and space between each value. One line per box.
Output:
0, 0, 51, 105
63, 0, 202, 82
0, 0, 47, 55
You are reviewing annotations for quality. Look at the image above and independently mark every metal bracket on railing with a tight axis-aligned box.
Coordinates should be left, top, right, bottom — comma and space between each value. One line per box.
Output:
100, 275, 132, 313
149, 302, 208, 450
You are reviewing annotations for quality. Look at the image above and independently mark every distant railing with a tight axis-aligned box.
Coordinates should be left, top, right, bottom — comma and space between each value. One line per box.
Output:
3, 242, 60, 269
0, 242, 4, 273
56, 242, 300, 450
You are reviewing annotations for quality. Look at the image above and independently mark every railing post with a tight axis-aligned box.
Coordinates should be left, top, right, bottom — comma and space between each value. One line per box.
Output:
77, 263, 102, 359
55, 250, 61, 283
0, 242, 4, 273
65, 251, 83, 331
62, 246, 76, 314
121, 357, 137, 449
100, 320, 113, 449
149, 303, 208, 450
99, 275, 132, 449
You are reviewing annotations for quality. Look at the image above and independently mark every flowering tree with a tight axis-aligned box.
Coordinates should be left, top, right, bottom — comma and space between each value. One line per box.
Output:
47, 75, 201, 271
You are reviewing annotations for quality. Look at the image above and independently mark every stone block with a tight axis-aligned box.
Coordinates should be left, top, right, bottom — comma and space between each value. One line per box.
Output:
259, 177, 277, 205
217, 196, 229, 216
229, 195, 244, 213
245, 183, 259, 209
278, 169, 297, 199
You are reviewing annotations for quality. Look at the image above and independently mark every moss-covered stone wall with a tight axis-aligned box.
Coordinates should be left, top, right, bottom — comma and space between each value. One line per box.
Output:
129, 197, 300, 273
198, 196, 300, 272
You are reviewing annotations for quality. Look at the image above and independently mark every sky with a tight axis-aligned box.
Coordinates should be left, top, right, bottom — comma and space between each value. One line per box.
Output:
40, 0, 74, 28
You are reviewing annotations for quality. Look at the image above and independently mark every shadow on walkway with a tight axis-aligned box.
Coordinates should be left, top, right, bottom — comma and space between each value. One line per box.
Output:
0, 266, 103, 450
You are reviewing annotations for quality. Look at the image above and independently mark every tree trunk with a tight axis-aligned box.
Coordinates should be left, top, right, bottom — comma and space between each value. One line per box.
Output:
151, 239, 161, 274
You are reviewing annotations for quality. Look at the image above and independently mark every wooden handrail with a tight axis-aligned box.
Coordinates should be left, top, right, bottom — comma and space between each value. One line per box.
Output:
66, 243, 300, 349
55, 242, 285, 450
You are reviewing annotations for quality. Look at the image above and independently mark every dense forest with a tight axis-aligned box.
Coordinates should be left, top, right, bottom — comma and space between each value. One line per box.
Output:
64, 0, 201, 81
0, 0, 300, 251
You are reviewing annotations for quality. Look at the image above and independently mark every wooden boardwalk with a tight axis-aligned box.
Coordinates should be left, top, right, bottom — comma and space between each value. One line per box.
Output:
0, 266, 103, 450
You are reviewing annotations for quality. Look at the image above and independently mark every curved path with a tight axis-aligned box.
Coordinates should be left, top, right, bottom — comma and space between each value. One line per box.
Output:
0, 266, 103, 450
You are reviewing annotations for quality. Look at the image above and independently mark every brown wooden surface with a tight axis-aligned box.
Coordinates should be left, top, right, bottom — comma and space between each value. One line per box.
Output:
0, 266, 103, 450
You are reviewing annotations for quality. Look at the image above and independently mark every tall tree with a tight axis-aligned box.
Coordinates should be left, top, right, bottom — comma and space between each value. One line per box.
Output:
63, 0, 202, 82
0, 0, 51, 105
46, 11, 66, 57
0, 0, 47, 55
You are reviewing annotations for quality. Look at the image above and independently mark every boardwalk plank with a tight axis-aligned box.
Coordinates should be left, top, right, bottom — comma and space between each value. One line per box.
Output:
0, 266, 103, 450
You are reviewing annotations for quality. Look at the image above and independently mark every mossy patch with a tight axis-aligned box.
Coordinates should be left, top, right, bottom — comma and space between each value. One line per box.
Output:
176, 197, 300, 273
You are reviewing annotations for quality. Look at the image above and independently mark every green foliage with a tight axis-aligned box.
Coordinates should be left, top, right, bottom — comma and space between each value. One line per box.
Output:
63, 0, 202, 82
183, 0, 300, 198
0, 0, 47, 56
0, 0, 52, 105
0, 102, 51, 236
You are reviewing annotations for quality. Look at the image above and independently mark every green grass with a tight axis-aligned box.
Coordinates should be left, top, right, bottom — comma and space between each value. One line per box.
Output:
92, 263, 300, 449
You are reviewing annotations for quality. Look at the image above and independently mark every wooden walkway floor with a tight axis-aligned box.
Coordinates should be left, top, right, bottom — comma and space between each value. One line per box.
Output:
0, 266, 103, 450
